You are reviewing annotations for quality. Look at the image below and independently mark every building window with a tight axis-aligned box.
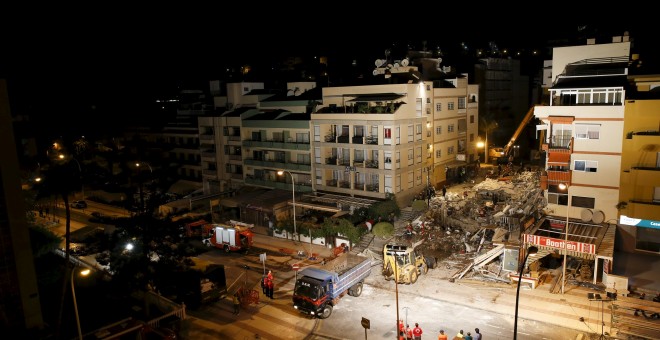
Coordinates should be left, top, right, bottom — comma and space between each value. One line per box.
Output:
448, 102, 455, 110
547, 185, 569, 205
448, 146, 454, 155
572, 196, 595, 209
470, 115, 474, 124
574, 160, 597, 172
436, 126, 442, 135
458, 97, 466, 109
408, 171, 414, 189
426, 85, 431, 91
436, 103, 442, 111
436, 150, 442, 158
448, 124, 454, 133
575, 124, 600, 140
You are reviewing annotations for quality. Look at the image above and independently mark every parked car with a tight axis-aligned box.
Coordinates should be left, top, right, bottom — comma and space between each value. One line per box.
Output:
71, 200, 87, 209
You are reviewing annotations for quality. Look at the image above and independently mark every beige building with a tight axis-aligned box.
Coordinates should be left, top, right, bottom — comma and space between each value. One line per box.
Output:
536, 37, 631, 225
311, 74, 479, 205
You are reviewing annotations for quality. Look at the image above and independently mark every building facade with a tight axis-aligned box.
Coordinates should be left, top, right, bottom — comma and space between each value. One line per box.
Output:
618, 74, 660, 254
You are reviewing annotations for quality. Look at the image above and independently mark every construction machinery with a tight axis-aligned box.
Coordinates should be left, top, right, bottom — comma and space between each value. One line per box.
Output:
382, 240, 436, 284
489, 106, 536, 164
293, 253, 371, 319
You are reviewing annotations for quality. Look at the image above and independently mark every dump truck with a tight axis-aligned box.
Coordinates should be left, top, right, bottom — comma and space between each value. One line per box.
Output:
292, 253, 372, 319
202, 222, 254, 253
382, 240, 436, 284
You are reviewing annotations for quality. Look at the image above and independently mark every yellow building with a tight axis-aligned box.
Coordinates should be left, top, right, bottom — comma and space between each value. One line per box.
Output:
618, 74, 660, 253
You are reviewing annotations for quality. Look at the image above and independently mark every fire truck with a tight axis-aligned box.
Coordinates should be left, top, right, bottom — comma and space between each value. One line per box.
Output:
202, 221, 254, 253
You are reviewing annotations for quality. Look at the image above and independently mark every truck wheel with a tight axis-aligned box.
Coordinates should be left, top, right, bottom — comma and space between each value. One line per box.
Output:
319, 305, 333, 319
422, 263, 429, 275
223, 245, 230, 253
410, 270, 418, 284
349, 283, 363, 297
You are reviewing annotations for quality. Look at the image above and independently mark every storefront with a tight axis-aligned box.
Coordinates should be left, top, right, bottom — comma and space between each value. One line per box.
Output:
523, 217, 615, 285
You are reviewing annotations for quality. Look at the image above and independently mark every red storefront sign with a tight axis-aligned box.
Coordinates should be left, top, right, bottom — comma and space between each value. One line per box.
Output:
523, 234, 596, 254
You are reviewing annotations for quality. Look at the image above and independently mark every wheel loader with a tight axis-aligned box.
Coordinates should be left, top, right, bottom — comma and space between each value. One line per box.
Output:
382, 240, 436, 284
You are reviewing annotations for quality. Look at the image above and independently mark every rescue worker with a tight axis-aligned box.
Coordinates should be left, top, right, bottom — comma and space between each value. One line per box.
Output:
265, 270, 274, 299
412, 322, 422, 340
405, 324, 413, 340
232, 292, 240, 315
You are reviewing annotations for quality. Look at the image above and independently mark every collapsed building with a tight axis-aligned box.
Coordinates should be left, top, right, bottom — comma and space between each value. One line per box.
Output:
394, 169, 614, 293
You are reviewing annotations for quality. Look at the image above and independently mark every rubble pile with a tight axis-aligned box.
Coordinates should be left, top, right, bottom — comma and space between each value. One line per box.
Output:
396, 170, 544, 283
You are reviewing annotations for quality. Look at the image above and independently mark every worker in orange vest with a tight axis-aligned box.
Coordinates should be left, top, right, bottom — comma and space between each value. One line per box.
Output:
405, 324, 413, 340
265, 270, 274, 299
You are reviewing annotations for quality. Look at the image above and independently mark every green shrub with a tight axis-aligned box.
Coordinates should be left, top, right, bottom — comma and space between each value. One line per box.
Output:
372, 222, 394, 238
411, 199, 427, 212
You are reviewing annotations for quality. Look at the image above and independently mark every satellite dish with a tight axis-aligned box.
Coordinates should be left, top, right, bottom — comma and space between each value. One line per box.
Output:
375, 59, 384, 67
393, 63, 400, 68
373, 69, 379, 76
387, 64, 393, 69
401, 58, 409, 67
437, 57, 443, 64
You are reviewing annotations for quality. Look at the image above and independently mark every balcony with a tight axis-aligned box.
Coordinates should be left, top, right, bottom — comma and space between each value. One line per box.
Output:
626, 200, 660, 220
365, 160, 379, 169
325, 157, 337, 165
629, 167, 660, 187
324, 134, 337, 143
337, 135, 350, 144
242, 139, 310, 151
354, 182, 365, 190
542, 170, 571, 188
366, 136, 378, 145
338, 158, 351, 166
352, 136, 364, 144
339, 180, 350, 188
326, 179, 337, 187
366, 184, 379, 192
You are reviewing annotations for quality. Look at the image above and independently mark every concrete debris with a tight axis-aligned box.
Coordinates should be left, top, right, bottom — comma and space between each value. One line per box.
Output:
396, 169, 544, 284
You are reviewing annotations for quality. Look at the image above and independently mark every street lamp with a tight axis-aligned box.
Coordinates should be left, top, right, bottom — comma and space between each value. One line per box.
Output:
477, 141, 484, 163
513, 245, 538, 340
277, 170, 296, 241
71, 266, 91, 340
559, 183, 570, 294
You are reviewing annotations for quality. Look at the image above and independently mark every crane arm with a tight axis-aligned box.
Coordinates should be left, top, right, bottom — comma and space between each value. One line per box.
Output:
503, 106, 536, 156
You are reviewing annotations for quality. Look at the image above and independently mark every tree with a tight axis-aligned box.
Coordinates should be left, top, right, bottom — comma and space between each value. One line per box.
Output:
480, 114, 499, 163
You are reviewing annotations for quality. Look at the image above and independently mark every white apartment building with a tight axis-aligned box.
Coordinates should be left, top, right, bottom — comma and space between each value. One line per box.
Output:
535, 37, 631, 225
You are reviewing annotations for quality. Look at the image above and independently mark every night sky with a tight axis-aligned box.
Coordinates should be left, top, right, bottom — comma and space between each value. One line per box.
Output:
1, 17, 655, 140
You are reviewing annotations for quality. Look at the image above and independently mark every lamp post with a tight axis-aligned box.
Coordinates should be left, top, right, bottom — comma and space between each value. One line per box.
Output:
513, 245, 538, 340
59, 154, 84, 200
559, 183, 570, 294
477, 141, 484, 164
394, 259, 400, 340
277, 170, 297, 241
71, 266, 91, 340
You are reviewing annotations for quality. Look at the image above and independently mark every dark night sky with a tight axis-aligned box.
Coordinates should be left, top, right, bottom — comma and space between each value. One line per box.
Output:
1, 15, 655, 139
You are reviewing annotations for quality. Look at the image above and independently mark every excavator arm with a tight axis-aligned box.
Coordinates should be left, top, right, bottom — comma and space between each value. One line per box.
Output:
503, 106, 536, 157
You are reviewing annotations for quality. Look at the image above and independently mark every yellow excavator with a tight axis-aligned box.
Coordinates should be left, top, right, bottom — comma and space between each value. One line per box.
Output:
382, 240, 436, 284
490, 106, 536, 164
